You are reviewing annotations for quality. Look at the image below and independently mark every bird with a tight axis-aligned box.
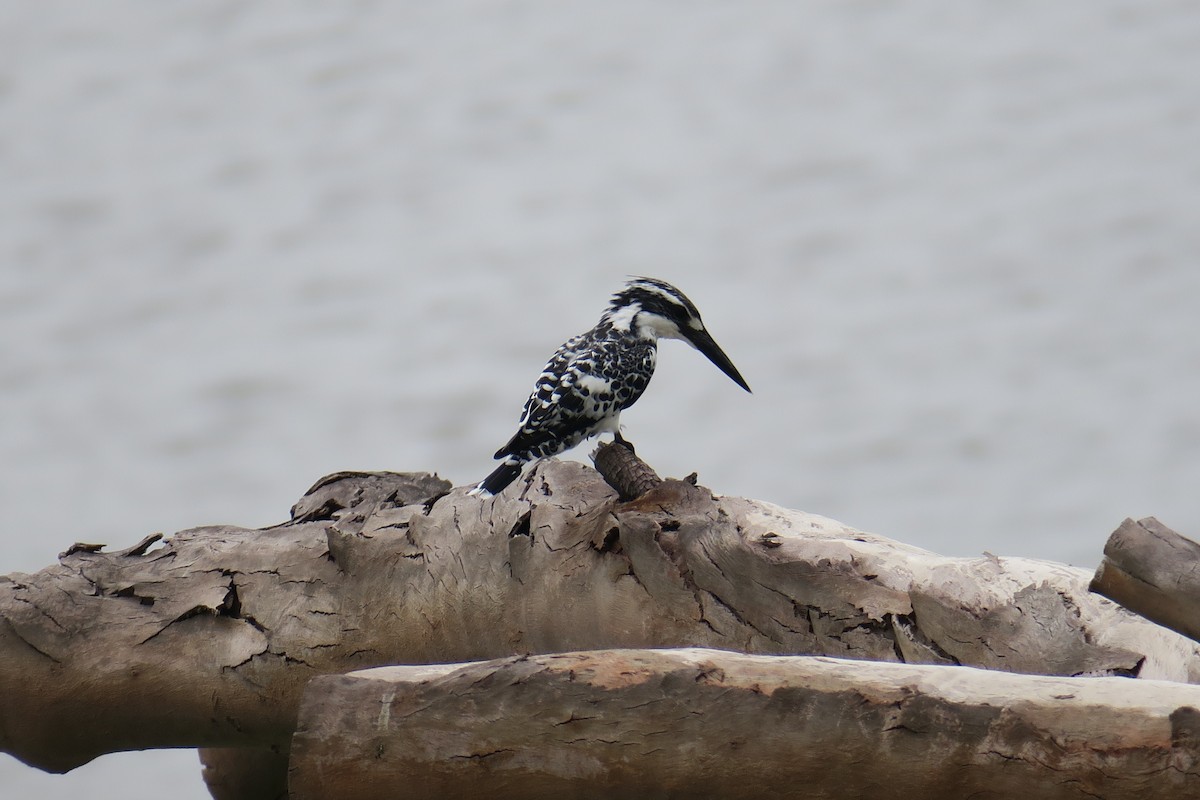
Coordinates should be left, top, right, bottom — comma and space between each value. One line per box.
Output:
469, 277, 751, 497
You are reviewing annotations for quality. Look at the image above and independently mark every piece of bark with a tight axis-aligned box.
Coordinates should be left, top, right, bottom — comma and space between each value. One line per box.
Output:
3, 462, 1199, 775
1091, 517, 1200, 643
290, 647, 1200, 800
590, 440, 662, 499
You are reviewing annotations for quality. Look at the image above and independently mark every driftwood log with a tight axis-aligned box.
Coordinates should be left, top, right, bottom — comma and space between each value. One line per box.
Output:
2, 461, 1200, 795
291, 647, 1200, 800
1091, 516, 1200, 644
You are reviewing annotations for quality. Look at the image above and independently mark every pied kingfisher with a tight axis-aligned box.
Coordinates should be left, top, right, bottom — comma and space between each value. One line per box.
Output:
469, 277, 751, 497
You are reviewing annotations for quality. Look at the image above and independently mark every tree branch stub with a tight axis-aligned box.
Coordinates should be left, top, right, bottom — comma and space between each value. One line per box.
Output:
1090, 516, 1200, 644
590, 440, 663, 499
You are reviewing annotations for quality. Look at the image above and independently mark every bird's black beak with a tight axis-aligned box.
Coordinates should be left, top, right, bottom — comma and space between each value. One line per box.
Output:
686, 327, 752, 393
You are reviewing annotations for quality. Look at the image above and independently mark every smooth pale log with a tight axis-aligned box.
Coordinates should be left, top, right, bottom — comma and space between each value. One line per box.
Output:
290, 648, 1200, 800
1091, 517, 1200, 644
3, 462, 1200, 775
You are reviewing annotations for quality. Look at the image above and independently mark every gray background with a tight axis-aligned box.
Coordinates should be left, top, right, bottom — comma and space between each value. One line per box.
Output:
3, 2, 1199, 797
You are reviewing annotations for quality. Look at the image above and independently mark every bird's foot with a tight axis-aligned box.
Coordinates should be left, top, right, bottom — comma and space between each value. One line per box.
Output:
614, 432, 636, 454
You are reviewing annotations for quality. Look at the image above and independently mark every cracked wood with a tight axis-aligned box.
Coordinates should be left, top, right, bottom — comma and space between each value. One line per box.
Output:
290, 648, 1200, 800
2, 463, 1199, 778
1090, 516, 1200, 644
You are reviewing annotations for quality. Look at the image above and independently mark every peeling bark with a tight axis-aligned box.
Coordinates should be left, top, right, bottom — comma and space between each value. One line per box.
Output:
1090, 516, 1200, 644
2, 462, 1199, 777
290, 648, 1200, 800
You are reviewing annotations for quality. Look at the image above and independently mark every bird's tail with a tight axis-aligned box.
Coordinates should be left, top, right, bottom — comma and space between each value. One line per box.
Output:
467, 457, 526, 497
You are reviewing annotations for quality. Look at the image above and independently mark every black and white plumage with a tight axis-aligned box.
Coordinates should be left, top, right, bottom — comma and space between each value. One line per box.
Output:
469, 277, 751, 497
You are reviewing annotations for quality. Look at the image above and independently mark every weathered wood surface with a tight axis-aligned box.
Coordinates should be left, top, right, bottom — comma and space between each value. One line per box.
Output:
1091, 516, 1200, 644
2, 461, 1199, 776
291, 648, 1200, 800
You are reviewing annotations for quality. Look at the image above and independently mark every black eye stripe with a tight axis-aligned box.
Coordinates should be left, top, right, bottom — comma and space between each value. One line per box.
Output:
611, 279, 701, 323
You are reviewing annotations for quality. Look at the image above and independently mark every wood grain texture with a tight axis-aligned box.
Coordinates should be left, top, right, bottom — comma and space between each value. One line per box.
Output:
290, 648, 1200, 800
2, 463, 1198, 778
1091, 517, 1200, 643
591, 439, 663, 498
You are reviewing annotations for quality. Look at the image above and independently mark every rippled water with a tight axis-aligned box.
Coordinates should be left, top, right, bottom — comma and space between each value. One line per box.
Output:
3, 2, 1200, 796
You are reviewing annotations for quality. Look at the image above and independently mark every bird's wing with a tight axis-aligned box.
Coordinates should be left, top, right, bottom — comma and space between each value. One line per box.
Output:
494, 332, 602, 459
